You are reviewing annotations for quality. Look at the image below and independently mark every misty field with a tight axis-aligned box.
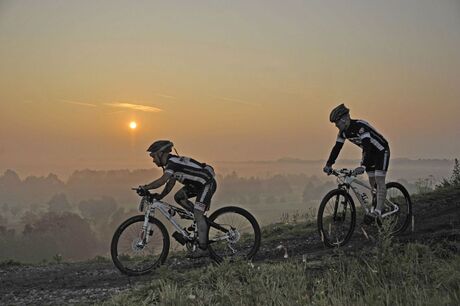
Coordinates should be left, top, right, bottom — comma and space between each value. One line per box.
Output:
0, 159, 456, 262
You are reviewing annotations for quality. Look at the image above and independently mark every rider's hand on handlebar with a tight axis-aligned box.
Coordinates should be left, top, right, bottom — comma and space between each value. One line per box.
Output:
323, 165, 333, 175
353, 166, 365, 175
136, 185, 149, 196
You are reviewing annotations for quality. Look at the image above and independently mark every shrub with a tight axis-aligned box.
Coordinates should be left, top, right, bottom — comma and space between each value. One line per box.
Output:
436, 158, 460, 189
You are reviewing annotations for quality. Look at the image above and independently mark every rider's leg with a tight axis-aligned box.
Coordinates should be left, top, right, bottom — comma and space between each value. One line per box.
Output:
174, 187, 195, 211
374, 150, 390, 215
374, 171, 387, 214
194, 179, 217, 249
194, 202, 208, 249
367, 171, 376, 212
368, 171, 376, 192
366, 156, 377, 209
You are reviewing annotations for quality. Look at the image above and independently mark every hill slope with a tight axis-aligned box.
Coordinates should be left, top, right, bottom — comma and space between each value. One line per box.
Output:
0, 187, 459, 305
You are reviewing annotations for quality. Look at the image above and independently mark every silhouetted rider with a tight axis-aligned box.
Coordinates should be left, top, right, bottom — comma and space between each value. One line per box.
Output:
139, 140, 216, 251
324, 104, 390, 219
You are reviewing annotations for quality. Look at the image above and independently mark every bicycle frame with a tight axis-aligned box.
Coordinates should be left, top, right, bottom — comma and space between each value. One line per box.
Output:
335, 171, 399, 218
137, 196, 230, 246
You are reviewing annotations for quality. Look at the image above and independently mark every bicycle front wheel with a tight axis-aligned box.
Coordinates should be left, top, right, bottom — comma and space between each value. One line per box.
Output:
385, 182, 412, 235
207, 206, 261, 263
111, 215, 170, 276
317, 189, 356, 247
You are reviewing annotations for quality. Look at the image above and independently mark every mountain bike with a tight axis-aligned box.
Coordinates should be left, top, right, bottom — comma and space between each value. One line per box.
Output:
111, 188, 261, 275
317, 168, 412, 247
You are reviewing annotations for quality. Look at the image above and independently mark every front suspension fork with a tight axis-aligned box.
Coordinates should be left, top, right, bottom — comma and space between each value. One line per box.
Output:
333, 192, 348, 222
139, 208, 154, 245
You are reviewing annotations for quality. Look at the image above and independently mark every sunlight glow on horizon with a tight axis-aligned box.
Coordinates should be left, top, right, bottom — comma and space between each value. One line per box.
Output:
0, 0, 459, 175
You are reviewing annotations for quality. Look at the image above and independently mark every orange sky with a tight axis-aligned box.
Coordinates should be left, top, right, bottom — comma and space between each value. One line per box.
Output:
1, 0, 459, 177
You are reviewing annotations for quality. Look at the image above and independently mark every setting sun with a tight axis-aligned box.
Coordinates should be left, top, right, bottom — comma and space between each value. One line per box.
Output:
129, 121, 137, 129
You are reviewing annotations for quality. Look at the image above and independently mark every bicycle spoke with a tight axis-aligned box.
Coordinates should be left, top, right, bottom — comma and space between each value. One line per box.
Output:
209, 209, 258, 260
319, 192, 355, 247
114, 219, 165, 273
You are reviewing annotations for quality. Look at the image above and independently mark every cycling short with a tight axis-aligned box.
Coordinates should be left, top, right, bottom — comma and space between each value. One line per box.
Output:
364, 149, 390, 174
174, 179, 217, 210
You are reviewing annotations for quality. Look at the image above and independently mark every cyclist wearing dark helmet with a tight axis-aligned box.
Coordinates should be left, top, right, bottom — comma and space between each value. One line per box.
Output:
324, 104, 390, 219
139, 140, 216, 251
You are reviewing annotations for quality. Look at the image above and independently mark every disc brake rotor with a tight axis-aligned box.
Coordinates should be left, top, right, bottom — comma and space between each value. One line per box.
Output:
132, 238, 145, 252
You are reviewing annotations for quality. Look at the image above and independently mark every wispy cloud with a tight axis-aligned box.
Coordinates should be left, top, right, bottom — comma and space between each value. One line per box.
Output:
105, 102, 162, 112
213, 96, 261, 107
60, 99, 98, 107
154, 93, 177, 100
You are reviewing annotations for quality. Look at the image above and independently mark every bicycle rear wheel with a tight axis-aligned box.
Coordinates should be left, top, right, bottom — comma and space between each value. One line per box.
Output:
111, 215, 170, 276
207, 206, 261, 263
317, 189, 356, 247
384, 182, 412, 235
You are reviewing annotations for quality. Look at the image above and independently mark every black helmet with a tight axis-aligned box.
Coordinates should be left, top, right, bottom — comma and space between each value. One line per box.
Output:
329, 104, 350, 122
147, 140, 173, 155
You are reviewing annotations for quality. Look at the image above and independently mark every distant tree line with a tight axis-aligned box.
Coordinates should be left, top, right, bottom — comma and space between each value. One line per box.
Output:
1, 160, 457, 262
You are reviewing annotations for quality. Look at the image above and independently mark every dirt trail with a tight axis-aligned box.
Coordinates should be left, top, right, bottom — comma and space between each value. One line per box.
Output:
1, 188, 458, 305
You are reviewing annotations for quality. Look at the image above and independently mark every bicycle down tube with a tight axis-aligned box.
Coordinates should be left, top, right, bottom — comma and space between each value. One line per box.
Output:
143, 200, 231, 243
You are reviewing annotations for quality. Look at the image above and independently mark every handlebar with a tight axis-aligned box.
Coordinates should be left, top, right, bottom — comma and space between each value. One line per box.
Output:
132, 187, 151, 196
328, 168, 358, 177
132, 187, 163, 202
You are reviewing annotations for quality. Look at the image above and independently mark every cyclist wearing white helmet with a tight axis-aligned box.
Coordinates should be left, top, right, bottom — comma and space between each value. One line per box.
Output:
139, 140, 216, 251
324, 104, 390, 219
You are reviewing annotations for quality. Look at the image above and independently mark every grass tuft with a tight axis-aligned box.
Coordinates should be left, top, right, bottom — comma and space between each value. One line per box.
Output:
103, 237, 460, 306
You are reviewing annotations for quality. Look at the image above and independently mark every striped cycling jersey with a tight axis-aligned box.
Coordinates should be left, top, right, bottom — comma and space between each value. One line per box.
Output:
327, 119, 389, 166
164, 154, 215, 186
337, 120, 388, 150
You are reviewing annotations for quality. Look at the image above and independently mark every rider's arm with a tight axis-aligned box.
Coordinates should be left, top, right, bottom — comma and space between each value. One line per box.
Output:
157, 177, 176, 200
326, 134, 345, 166
143, 172, 173, 190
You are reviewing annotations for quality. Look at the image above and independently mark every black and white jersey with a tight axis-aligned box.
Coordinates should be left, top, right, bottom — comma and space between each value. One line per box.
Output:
164, 154, 215, 186
327, 119, 389, 167
337, 120, 388, 151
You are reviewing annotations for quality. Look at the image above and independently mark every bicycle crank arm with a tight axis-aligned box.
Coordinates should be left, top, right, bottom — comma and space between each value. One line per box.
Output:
381, 203, 400, 218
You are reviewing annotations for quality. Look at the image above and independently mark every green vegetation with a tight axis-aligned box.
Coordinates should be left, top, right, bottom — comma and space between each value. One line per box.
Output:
53, 253, 63, 264
261, 221, 316, 244
89, 255, 111, 263
0, 259, 22, 268
103, 213, 459, 306
411, 158, 460, 194
103, 237, 459, 306
437, 158, 460, 189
